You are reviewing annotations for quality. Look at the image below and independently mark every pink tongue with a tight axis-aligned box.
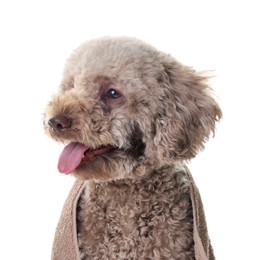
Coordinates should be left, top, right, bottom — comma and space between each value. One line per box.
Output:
58, 142, 89, 174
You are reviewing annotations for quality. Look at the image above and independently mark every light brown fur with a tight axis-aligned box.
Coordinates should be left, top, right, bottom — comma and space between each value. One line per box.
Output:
44, 37, 221, 259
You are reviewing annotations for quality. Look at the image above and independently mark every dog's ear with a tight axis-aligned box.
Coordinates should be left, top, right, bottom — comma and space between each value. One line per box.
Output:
153, 56, 222, 161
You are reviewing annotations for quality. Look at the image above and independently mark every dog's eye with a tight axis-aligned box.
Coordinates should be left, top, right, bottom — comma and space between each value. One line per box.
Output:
106, 89, 121, 99
100, 87, 125, 109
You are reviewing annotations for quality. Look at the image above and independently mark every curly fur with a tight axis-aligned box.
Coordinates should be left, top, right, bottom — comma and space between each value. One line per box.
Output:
44, 37, 221, 259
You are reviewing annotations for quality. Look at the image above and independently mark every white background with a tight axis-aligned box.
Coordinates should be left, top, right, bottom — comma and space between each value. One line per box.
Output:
0, 1, 258, 259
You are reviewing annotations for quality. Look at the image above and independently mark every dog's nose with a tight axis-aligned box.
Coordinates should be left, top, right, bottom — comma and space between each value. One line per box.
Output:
48, 115, 72, 134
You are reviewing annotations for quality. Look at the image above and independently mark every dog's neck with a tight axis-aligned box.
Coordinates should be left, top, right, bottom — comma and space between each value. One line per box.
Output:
85, 162, 187, 198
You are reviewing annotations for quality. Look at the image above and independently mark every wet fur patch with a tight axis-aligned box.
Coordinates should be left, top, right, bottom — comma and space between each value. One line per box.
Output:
125, 122, 146, 161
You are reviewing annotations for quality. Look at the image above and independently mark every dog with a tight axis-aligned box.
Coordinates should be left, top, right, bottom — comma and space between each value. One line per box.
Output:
44, 37, 221, 259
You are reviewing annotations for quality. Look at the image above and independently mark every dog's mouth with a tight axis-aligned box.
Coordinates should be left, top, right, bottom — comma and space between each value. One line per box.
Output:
57, 142, 116, 174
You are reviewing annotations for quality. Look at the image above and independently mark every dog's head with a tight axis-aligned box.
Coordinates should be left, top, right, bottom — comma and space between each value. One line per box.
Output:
44, 37, 222, 181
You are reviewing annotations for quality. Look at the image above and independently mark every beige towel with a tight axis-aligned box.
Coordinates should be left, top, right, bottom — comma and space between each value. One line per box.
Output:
51, 171, 215, 260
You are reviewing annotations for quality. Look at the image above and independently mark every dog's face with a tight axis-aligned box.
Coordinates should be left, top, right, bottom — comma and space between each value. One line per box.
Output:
44, 37, 221, 181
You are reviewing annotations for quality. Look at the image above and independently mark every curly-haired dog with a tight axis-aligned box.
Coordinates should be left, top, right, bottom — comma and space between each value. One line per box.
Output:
44, 37, 221, 259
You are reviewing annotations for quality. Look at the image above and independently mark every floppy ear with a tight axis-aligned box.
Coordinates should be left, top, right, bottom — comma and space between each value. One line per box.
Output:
153, 56, 222, 161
